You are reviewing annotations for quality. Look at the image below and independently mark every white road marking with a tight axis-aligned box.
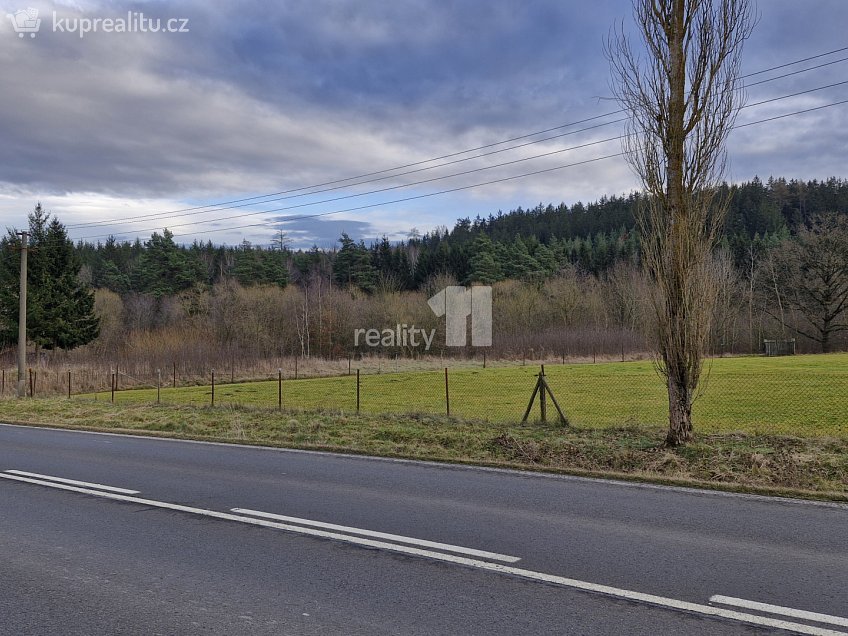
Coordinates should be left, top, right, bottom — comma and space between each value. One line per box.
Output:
231, 507, 520, 563
2, 470, 846, 636
710, 595, 848, 628
4, 470, 140, 494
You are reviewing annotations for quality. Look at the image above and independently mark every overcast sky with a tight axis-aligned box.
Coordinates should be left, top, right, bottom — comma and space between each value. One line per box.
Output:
1, 0, 846, 248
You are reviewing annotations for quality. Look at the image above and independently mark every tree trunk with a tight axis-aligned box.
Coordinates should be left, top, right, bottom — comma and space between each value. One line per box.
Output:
664, 0, 689, 444
821, 323, 831, 353
666, 375, 693, 446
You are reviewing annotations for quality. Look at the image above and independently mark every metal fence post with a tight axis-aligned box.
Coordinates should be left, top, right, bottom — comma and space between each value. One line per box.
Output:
157, 368, 161, 404
278, 368, 282, 411
356, 369, 360, 414
67, 370, 71, 399
211, 369, 215, 407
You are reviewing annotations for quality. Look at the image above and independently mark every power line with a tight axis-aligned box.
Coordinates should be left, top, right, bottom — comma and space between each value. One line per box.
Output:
70, 97, 842, 243
164, 98, 847, 239
65, 45, 848, 231
67, 117, 627, 230
168, 153, 628, 239
745, 55, 848, 88
65, 110, 625, 230
73, 82, 848, 241
740, 45, 848, 78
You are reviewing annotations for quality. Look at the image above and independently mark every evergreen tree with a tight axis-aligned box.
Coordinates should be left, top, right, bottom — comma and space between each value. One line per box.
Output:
333, 233, 377, 293
0, 205, 99, 351
465, 234, 503, 284
133, 229, 204, 296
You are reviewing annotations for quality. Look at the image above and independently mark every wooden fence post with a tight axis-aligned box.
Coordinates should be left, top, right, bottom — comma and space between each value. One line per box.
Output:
211, 369, 215, 407
157, 369, 161, 404
444, 367, 450, 417
356, 369, 360, 414
539, 365, 547, 422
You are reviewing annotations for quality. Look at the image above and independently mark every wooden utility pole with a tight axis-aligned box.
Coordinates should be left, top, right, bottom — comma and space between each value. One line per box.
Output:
16, 232, 28, 398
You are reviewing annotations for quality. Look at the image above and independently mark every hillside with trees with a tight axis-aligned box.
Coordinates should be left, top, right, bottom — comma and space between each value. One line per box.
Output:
1, 177, 846, 374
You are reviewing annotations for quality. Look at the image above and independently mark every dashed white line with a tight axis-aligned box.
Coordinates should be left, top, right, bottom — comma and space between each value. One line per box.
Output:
2, 470, 846, 636
231, 507, 520, 563
710, 595, 848, 628
4, 469, 140, 494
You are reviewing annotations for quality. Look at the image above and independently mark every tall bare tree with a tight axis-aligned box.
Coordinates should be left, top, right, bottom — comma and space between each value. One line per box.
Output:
608, 0, 753, 445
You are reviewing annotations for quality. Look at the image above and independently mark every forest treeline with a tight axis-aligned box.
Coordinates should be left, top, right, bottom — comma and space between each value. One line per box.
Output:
66, 176, 848, 295
1, 176, 847, 372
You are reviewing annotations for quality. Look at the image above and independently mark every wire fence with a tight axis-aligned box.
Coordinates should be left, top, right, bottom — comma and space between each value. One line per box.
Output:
2, 352, 846, 439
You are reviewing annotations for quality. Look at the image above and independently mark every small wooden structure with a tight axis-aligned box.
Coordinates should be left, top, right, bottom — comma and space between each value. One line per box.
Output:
763, 339, 796, 356
522, 365, 569, 426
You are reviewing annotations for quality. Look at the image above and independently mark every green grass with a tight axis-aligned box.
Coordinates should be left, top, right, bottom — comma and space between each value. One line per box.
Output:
87, 353, 848, 438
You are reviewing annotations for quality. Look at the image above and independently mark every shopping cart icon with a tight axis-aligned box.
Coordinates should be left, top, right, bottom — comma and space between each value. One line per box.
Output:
7, 8, 41, 38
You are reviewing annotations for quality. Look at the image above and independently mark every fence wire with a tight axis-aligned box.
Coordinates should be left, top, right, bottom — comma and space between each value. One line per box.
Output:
3, 353, 846, 439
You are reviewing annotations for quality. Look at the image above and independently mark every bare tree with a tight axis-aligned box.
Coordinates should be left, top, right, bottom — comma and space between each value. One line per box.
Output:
608, 0, 753, 445
769, 213, 848, 352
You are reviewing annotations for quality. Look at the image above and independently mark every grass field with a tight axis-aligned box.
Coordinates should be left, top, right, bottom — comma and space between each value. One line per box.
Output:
87, 353, 848, 438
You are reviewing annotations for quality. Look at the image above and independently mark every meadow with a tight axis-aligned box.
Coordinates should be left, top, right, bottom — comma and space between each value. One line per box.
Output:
87, 353, 848, 438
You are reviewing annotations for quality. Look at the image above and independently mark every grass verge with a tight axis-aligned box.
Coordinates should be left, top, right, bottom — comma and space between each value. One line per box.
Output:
0, 398, 845, 501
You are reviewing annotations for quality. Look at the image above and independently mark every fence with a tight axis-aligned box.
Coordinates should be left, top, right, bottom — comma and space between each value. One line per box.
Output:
3, 352, 846, 439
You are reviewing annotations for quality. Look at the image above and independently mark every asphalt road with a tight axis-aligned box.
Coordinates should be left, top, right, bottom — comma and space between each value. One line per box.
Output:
0, 422, 846, 635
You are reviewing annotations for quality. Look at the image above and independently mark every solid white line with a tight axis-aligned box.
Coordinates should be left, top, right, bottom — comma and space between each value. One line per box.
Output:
2, 472, 846, 636
231, 507, 520, 563
4, 470, 140, 494
710, 595, 848, 628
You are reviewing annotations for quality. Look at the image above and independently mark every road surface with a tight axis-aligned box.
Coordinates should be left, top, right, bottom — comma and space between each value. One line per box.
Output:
0, 422, 846, 635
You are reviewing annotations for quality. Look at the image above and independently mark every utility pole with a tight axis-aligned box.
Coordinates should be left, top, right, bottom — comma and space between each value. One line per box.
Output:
16, 231, 28, 398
